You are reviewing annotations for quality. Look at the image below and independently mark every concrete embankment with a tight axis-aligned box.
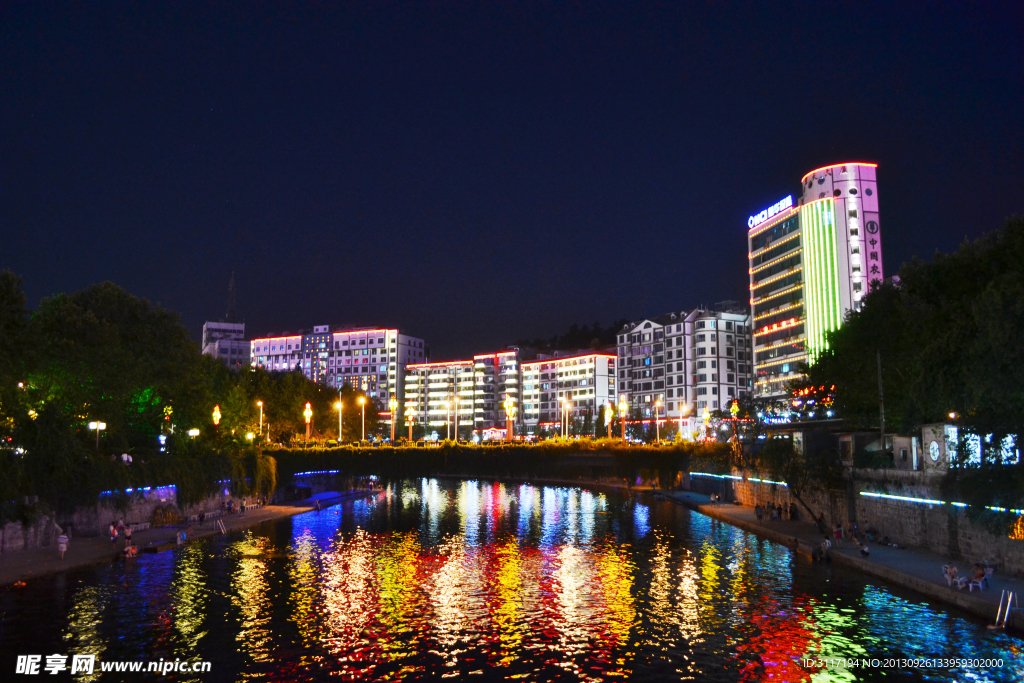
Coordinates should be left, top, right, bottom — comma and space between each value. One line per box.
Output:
662, 490, 1024, 632
0, 490, 381, 586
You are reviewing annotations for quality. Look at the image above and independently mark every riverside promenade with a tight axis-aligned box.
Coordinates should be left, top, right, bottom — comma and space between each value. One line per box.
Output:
0, 489, 381, 586
663, 490, 1024, 631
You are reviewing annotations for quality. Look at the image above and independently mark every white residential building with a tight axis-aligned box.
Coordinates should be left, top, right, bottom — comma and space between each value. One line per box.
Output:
521, 352, 616, 433
616, 306, 752, 418
404, 349, 521, 434
249, 326, 427, 406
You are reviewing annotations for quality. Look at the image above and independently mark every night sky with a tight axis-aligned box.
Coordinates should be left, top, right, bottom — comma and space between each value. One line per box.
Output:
2, 2, 1022, 359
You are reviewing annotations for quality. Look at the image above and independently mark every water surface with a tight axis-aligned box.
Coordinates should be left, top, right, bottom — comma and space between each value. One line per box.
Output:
1, 479, 1021, 681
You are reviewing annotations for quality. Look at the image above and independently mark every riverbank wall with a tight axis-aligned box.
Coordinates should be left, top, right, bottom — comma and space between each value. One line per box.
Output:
685, 468, 1024, 577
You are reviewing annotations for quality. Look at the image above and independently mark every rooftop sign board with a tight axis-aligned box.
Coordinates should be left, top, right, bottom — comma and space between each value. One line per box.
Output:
748, 195, 793, 229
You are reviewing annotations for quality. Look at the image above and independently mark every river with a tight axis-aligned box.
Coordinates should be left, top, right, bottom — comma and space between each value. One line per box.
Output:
1, 478, 1021, 681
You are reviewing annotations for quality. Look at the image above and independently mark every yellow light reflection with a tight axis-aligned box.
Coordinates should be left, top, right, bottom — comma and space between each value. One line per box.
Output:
230, 531, 273, 665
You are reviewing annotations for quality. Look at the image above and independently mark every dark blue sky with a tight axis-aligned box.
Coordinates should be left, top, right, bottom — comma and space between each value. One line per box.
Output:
2, 1, 1022, 358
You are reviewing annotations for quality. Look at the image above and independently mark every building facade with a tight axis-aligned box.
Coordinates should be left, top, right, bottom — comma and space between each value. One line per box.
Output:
249, 326, 427, 406
201, 321, 250, 370
521, 352, 616, 433
404, 350, 521, 435
748, 162, 882, 397
616, 306, 752, 419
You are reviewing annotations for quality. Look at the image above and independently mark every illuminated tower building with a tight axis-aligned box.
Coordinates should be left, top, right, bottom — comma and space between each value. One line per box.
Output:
748, 162, 882, 398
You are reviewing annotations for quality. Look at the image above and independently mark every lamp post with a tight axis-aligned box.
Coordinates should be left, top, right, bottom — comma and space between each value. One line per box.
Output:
187, 428, 200, 438
604, 401, 613, 438
618, 396, 629, 442
212, 404, 221, 439
654, 399, 663, 443
730, 400, 740, 440
88, 421, 106, 450
335, 400, 343, 443
679, 403, 690, 441
358, 396, 366, 442
304, 402, 312, 444
503, 394, 517, 442
701, 405, 711, 441
406, 403, 415, 441
257, 400, 263, 437
389, 396, 398, 443
442, 400, 450, 440
562, 399, 571, 438
453, 390, 459, 442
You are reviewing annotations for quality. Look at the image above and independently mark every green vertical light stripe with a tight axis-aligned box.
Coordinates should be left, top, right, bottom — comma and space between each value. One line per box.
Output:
800, 199, 842, 363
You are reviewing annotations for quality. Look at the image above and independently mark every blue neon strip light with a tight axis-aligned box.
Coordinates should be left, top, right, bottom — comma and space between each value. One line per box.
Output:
690, 472, 788, 487
294, 469, 341, 477
859, 491, 1024, 515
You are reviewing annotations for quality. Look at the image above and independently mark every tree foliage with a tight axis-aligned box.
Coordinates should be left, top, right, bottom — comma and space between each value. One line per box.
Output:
808, 216, 1024, 438
0, 276, 333, 524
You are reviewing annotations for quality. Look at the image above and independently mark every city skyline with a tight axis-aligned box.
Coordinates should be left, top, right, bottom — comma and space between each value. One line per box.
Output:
3, 3, 1022, 358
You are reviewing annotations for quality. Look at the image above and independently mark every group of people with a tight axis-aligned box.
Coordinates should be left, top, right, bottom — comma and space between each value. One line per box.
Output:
754, 503, 790, 522
943, 563, 990, 589
220, 497, 264, 516
107, 519, 137, 559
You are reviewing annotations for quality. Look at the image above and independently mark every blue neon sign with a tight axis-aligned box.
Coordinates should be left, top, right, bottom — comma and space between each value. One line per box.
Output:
748, 195, 793, 229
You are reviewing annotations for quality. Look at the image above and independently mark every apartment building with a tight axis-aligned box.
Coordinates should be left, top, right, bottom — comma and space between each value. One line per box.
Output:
404, 349, 521, 435
249, 325, 427, 406
616, 306, 752, 419
521, 352, 616, 433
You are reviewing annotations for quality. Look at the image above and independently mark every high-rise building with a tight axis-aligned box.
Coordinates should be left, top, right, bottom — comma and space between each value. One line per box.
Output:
748, 162, 882, 397
616, 306, 752, 419
201, 321, 250, 370
249, 326, 427, 406
403, 350, 521, 435
521, 352, 617, 434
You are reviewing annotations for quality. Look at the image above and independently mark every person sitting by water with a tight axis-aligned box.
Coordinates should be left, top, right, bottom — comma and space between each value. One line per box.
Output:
970, 564, 987, 587
176, 529, 186, 545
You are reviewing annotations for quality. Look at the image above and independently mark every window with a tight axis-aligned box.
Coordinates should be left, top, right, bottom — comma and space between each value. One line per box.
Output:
849, 210, 858, 218
849, 187, 858, 195
727, 373, 734, 382
866, 187, 873, 196
697, 361, 706, 369
833, 189, 842, 197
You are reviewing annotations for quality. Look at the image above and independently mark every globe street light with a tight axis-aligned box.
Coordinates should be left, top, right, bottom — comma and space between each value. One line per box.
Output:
187, 428, 200, 438
388, 396, 398, 443
212, 405, 221, 426
358, 396, 366, 442
334, 400, 343, 443
88, 421, 106, 450
256, 400, 264, 436
618, 396, 629, 442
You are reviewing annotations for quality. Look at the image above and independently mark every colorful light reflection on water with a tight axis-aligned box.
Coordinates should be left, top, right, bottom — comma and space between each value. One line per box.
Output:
2, 478, 1022, 682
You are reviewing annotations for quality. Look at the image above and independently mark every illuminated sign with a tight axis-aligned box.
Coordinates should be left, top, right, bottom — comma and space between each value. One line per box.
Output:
748, 195, 793, 229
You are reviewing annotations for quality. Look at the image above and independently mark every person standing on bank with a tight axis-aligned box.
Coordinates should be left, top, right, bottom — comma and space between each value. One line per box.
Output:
57, 532, 69, 559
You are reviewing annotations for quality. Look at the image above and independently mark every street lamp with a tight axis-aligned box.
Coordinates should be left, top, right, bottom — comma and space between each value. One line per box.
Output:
212, 405, 221, 427
88, 421, 106, 450
389, 396, 398, 443
358, 396, 366, 442
334, 400, 343, 443
187, 428, 200, 438
304, 402, 313, 444
730, 400, 740, 440
618, 396, 629, 442
562, 399, 571, 438
442, 400, 451, 441
245, 432, 254, 441
256, 400, 263, 436
604, 401, 613, 438
503, 394, 517, 442
654, 399, 663, 443
406, 403, 415, 441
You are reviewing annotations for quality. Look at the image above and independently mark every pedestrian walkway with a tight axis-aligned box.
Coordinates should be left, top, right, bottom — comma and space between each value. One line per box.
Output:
663, 490, 1024, 631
